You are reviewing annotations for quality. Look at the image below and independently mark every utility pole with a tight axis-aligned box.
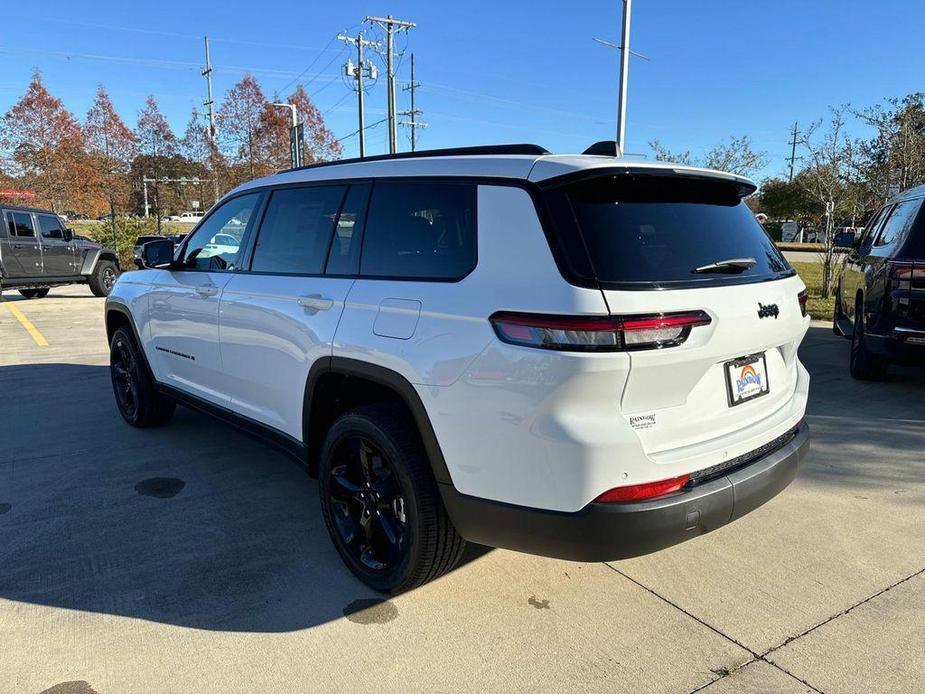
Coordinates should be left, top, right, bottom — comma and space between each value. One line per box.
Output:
400, 53, 427, 151
366, 15, 416, 154
616, 0, 632, 157
788, 122, 800, 182
339, 32, 379, 158
202, 36, 220, 202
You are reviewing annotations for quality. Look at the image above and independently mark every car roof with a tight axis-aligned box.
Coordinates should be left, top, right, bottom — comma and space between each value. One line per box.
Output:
0, 204, 59, 215
889, 183, 925, 204
227, 145, 756, 199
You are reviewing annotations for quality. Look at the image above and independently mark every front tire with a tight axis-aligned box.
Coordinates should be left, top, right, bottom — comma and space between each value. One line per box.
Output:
19, 288, 49, 299
110, 327, 175, 427
319, 404, 465, 594
849, 302, 889, 380
90, 260, 119, 297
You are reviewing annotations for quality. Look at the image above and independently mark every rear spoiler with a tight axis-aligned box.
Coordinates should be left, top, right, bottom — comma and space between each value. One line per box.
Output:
535, 165, 757, 198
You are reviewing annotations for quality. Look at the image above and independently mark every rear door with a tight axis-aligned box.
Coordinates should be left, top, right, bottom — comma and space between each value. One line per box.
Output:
546, 173, 809, 460
5, 211, 43, 278
219, 183, 362, 438
843, 205, 890, 322
36, 213, 76, 276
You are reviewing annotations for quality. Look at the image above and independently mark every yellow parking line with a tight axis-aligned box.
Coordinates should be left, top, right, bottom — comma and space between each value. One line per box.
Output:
3, 302, 49, 346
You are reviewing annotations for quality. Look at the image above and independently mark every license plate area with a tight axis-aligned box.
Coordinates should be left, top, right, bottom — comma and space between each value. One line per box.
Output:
725, 353, 770, 407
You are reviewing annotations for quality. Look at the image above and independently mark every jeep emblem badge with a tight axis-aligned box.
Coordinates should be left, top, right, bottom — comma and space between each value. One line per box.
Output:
757, 302, 780, 319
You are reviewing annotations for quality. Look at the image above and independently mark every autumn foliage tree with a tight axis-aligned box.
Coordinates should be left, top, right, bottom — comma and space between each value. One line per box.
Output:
135, 95, 177, 229
1, 70, 93, 213
85, 85, 137, 244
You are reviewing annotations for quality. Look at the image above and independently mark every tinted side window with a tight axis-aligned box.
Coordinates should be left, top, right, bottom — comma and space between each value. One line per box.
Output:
859, 206, 889, 249
38, 215, 64, 239
251, 186, 345, 275
181, 193, 260, 271
1, 211, 10, 238
874, 199, 921, 253
326, 183, 370, 275
12, 212, 35, 238
360, 182, 476, 280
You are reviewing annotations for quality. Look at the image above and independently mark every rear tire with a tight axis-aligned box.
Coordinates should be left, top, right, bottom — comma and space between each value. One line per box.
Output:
18, 288, 49, 299
849, 302, 889, 380
89, 260, 119, 297
110, 327, 175, 427
318, 403, 466, 594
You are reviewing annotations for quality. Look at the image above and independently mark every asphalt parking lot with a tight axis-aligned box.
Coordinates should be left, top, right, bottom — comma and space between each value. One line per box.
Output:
1, 284, 923, 694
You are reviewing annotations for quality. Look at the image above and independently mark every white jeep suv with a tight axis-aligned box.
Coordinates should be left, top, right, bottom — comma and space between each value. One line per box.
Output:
105, 143, 810, 593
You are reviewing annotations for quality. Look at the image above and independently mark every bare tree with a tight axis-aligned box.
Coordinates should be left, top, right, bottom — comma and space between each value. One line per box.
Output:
855, 93, 925, 204
649, 136, 767, 178
798, 108, 859, 298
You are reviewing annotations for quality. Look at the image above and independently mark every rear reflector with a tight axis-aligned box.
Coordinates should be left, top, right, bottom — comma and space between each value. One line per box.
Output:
489, 311, 711, 352
594, 474, 691, 503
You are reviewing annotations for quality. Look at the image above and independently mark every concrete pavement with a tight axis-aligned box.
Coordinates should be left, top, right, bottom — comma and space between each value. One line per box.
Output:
1, 286, 923, 693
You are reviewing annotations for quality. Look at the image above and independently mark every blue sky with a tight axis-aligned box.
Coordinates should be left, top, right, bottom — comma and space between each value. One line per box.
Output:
1, 0, 923, 181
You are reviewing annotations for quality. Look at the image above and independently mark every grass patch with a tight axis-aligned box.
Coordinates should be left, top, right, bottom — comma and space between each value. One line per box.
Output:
791, 261, 835, 321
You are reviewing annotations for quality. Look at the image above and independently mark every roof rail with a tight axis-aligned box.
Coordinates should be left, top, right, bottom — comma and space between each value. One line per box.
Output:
282, 143, 550, 173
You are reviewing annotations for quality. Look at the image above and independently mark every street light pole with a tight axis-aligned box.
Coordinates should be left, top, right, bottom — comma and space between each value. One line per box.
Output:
272, 102, 300, 168
616, 0, 632, 157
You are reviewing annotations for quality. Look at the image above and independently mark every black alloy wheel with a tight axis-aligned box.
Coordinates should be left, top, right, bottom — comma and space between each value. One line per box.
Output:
109, 327, 175, 427
319, 404, 466, 593
111, 333, 141, 421
326, 435, 409, 573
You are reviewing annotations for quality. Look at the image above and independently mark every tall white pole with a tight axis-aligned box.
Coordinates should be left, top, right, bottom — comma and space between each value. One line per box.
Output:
616, 0, 632, 157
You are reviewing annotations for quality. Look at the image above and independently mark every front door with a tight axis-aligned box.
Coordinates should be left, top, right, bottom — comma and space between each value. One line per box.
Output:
36, 213, 76, 277
147, 192, 263, 406
4, 211, 43, 279
219, 183, 361, 439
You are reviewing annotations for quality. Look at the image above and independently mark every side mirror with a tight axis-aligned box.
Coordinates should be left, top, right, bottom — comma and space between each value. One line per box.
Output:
63, 228, 74, 242
834, 231, 856, 248
141, 238, 176, 269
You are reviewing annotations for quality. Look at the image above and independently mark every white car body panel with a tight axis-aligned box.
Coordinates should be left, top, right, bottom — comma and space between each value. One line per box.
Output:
218, 273, 355, 439
107, 151, 809, 517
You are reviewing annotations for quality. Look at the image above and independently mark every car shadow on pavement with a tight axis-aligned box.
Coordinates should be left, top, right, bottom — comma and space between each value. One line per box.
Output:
0, 363, 489, 633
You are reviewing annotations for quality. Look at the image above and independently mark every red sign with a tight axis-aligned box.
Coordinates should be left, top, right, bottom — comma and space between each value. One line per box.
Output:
0, 189, 36, 199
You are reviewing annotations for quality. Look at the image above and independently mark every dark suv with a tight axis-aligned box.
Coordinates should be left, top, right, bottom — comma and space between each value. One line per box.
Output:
834, 186, 925, 379
0, 205, 121, 298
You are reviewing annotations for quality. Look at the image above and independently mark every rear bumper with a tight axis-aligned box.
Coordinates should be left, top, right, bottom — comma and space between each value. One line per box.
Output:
866, 330, 925, 363
440, 421, 809, 562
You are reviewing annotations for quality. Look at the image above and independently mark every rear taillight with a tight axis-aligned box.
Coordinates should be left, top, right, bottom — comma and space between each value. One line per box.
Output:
888, 260, 925, 287
798, 289, 808, 317
489, 311, 711, 352
594, 474, 691, 503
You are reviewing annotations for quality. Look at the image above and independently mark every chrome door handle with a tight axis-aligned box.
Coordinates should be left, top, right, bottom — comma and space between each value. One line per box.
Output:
195, 286, 219, 297
298, 294, 334, 311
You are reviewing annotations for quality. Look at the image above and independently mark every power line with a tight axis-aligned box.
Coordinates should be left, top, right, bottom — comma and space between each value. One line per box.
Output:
336, 117, 388, 144
277, 34, 339, 94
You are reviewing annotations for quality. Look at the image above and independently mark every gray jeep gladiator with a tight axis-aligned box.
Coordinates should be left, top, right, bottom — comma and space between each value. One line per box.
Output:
1, 205, 121, 298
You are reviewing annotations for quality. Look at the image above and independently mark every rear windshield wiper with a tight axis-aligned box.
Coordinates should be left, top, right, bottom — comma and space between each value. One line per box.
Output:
692, 257, 757, 274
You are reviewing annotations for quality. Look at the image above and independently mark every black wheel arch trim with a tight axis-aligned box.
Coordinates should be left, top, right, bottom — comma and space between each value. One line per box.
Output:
303, 357, 453, 485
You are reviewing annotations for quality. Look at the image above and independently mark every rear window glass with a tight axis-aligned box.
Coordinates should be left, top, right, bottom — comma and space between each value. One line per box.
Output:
360, 182, 476, 280
549, 175, 790, 287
